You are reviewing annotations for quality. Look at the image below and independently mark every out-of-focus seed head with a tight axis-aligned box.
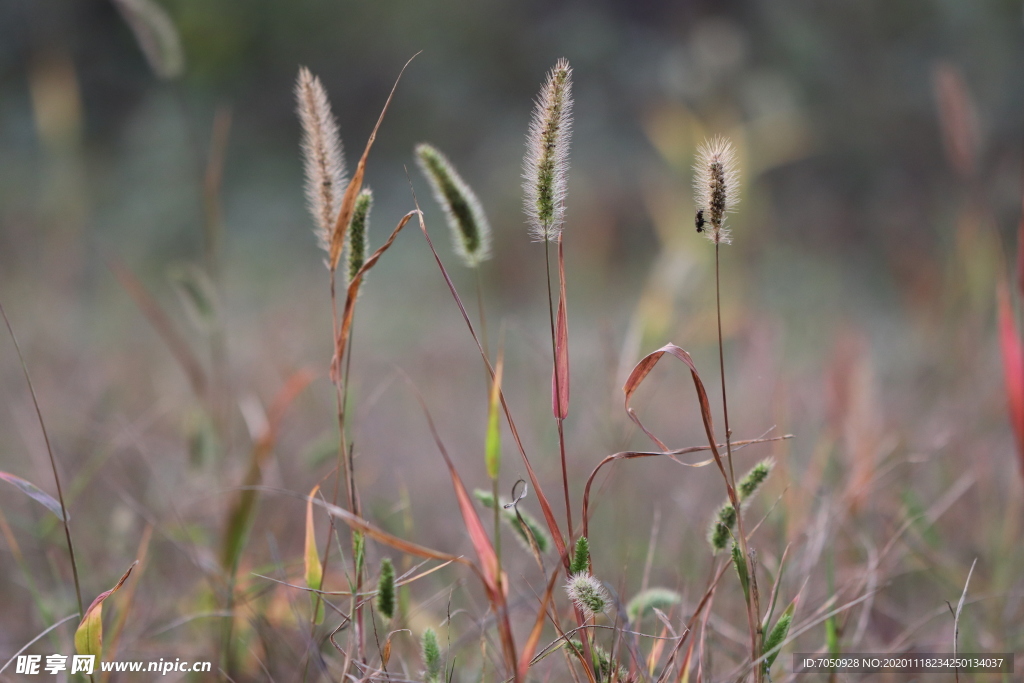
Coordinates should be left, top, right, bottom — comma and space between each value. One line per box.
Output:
738, 458, 774, 500
347, 188, 372, 286
295, 67, 347, 259
422, 627, 442, 683
708, 502, 737, 553
416, 143, 492, 267
376, 557, 395, 620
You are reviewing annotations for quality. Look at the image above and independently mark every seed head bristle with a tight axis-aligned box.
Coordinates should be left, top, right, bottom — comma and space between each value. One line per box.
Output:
565, 571, 607, 619
415, 143, 492, 267
692, 136, 739, 245
523, 58, 573, 242
295, 67, 347, 258
347, 188, 372, 286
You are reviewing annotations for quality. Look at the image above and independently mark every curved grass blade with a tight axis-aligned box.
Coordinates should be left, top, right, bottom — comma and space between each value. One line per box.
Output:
404, 381, 518, 678
0, 471, 66, 522
486, 356, 503, 480
581, 434, 791, 538
327, 53, 419, 269
518, 565, 562, 680
306, 484, 325, 625
408, 198, 567, 567
623, 344, 733, 497
332, 211, 417, 380
75, 561, 138, 658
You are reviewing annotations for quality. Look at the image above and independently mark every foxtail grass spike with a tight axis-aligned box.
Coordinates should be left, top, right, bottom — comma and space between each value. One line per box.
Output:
738, 458, 774, 500
708, 458, 773, 553
295, 67, 347, 257
626, 587, 682, 621
570, 535, 589, 574
565, 572, 607, 619
523, 58, 573, 242
347, 188, 372, 285
376, 557, 395, 619
422, 627, 442, 683
708, 502, 737, 553
415, 143, 492, 267
693, 136, 739, 245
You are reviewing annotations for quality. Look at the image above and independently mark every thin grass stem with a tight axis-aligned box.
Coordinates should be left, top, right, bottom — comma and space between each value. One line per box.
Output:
0, 300, 84, 618
544, 239, 573, 546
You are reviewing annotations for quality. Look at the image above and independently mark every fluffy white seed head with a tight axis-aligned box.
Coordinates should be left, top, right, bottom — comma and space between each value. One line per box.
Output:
295, 67, 347, 256
523, 58, 573, 242
565, 572, 608, 619
693, 136, 739, 245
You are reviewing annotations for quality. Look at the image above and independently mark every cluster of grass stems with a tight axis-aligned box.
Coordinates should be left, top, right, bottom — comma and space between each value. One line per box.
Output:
2, 52, 1018, 683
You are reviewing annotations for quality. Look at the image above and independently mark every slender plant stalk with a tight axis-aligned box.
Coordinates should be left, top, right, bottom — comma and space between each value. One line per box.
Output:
492, 477, 502, 589
303, 273, 366, 682
716, 245, 736, 490
476, 267, 490, 362
0, 301, 84, 618
545, 239, 573, 546
714, 245, 762, 682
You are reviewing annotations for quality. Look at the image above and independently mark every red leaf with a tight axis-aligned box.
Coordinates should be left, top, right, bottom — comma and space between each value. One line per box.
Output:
552, 233, 570, 419
997, 281, 1024, 476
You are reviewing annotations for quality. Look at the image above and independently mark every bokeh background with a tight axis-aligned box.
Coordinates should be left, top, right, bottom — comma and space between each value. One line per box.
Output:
1, 0, 1022, 678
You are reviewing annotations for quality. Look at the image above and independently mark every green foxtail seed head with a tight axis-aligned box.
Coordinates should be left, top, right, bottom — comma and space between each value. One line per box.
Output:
570, 536, 590, 575
708, 459, 773, 553
708, 501, 737, 553
422, 627, 442, 683
523, 59, 573, 242
347, 188, 372, 286
565, 572, 607, 619
415, 143, 492, 267
693, 136, 739, 245
626, 587, 682, 621
738, 458, 774, 500
295, 67, 347, 258
473, 489, 550, 554
376, 557, 395, 620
